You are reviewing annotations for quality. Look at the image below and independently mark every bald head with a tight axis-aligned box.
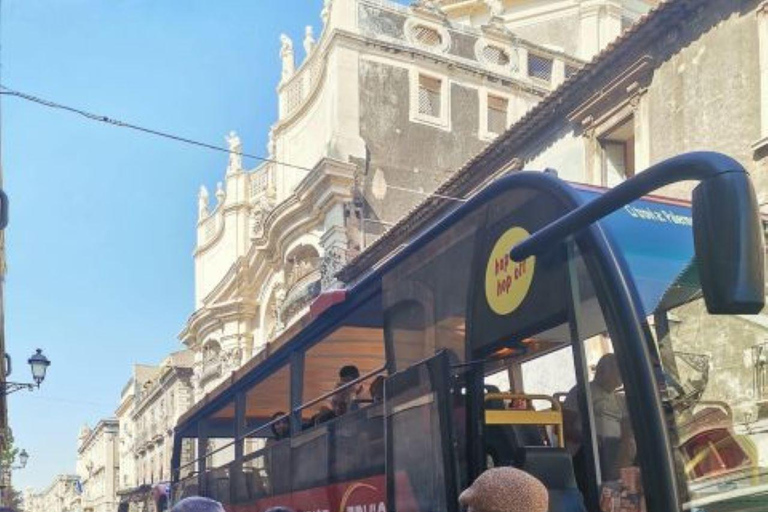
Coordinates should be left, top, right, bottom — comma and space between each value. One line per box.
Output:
170, 497, 225, 512
459, 467, 548, 512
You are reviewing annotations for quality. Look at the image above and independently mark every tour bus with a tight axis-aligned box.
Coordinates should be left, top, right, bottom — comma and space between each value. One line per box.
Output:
171, 152, 768, 512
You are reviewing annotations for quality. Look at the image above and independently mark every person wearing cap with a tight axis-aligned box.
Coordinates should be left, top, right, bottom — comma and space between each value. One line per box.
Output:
170, 497, 226, 512
459, 467, 548, 512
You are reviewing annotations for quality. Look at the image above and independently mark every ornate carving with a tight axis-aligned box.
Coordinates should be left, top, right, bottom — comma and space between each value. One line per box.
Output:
280, 34, 295, 82
320, 247, 346, 290
410, 0, 447, 22
221, 346, 243, 372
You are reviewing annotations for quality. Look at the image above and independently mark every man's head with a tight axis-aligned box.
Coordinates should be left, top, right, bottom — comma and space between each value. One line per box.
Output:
171, 497, 226, 512
339, 365, 360, 383
594, 353, 622, 391
459, 467, 548, 512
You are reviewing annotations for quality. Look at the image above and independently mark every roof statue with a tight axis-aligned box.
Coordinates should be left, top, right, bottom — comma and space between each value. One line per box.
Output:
198, 185, 210, 220
280, 34, 295, 81
485, 0, 504, 18
322, 0, 332, 26
226, 130, 243, 175
215, 182, 225, 204
304, 26, 316, 57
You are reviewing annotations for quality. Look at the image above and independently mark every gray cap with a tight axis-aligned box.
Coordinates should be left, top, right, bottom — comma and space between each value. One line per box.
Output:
170, 497, 226, 512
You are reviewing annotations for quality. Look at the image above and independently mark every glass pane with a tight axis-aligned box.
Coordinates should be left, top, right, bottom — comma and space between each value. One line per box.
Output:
660, 290, 768, 509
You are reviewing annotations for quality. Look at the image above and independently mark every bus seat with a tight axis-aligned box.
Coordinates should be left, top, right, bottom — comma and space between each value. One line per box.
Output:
517, 447, 586, 512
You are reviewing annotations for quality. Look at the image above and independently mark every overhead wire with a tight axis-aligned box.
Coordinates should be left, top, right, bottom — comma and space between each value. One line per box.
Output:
0, 84, 315, 172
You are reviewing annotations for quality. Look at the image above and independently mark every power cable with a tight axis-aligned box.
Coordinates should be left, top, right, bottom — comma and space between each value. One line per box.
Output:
0, 85, 315, 172
0, 85, 471, 203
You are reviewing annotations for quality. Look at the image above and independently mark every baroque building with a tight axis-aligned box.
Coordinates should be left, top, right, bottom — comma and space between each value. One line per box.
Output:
23, 475, 81, 512
116, 352, 194, 511
180, 0, 652, 397
77, 419, 120, 512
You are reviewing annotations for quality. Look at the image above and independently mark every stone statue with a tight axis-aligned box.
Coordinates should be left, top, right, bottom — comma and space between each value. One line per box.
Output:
216, 182, 225, 204
322, 0, 332, 26
280, 34, 295, 81
485, 0, 504, 18
226, 130, 242, 174
304, 26, 316, 57
198, 185, 209, 219
267, 128, 276, 158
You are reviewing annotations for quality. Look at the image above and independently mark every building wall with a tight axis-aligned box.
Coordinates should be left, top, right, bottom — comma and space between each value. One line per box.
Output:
77, 420, 119, 512
23, 475, 81, 512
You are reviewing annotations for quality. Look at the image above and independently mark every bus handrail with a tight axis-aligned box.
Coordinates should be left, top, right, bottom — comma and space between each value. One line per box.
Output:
483, 393, 564, 448
484, 392, 562, 411
175, 366, 387, 476
292, 365, 387, 416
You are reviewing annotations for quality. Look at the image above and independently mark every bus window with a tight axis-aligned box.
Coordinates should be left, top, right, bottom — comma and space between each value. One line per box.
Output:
300, 324, 385, 424
657, 289, 768, 508
383, 209, 484, 371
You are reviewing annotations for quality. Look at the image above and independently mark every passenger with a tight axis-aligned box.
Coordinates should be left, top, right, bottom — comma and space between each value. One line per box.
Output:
170, 497, 226, 512
563, 353, 635, 485
339, 365, 360, 383
269, 412, 290, 442
459, 467, 548, 512
369, 375, 385, 402
339, 364, 365, 403
313, 405, 336, 425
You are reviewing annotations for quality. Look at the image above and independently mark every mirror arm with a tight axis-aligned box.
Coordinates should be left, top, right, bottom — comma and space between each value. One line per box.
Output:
510, 151, 746, 261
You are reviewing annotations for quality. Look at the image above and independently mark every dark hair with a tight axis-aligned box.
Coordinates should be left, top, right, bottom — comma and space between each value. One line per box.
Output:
339, 365, 360, 380
265, 507, 296, 512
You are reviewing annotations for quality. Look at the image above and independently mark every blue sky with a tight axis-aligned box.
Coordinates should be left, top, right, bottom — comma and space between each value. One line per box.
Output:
1, 0, 402, 491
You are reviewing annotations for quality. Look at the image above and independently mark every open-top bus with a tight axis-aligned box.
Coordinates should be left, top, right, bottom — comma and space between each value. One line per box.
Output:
171, 152, 768, 512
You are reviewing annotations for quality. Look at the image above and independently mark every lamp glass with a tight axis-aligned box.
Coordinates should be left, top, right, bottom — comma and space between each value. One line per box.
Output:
28, 349, 50, 386
18, 449, 29, 468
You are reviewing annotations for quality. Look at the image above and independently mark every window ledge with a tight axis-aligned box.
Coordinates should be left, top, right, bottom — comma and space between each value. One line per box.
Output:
753, 136, 768, 155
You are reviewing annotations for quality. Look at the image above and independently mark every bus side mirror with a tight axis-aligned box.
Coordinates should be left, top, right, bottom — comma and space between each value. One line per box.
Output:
0, 189, 7, 230
692, 171, 765, 314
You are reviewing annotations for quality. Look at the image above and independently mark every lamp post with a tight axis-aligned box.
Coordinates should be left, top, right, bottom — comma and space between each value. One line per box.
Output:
1, 349, 50, 395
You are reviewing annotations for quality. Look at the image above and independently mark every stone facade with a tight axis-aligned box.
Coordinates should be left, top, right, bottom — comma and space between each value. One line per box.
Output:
23, 475, 81, 512
116, 352, 194, 509
181, 0, 648, 398
77, 419, 120, 512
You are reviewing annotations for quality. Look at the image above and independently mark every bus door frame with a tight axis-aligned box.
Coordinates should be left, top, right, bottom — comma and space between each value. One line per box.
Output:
565, 239, 604, 510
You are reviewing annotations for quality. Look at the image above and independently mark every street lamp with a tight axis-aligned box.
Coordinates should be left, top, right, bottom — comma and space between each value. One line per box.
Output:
1, 349, 50, 395
13, 449, 28, 470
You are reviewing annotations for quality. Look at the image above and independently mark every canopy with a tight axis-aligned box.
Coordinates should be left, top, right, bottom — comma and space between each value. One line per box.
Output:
577, 186, 699, 315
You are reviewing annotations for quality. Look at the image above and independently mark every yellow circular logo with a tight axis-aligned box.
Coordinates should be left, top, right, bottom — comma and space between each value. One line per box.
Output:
485, 227, 536, 315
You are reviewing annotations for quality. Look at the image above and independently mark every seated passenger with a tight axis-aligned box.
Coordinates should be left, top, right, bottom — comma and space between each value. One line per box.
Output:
313, 405, 336, 426
563, 354, 636, 486
339, 365, 360, 383
268, 412, 290, 443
